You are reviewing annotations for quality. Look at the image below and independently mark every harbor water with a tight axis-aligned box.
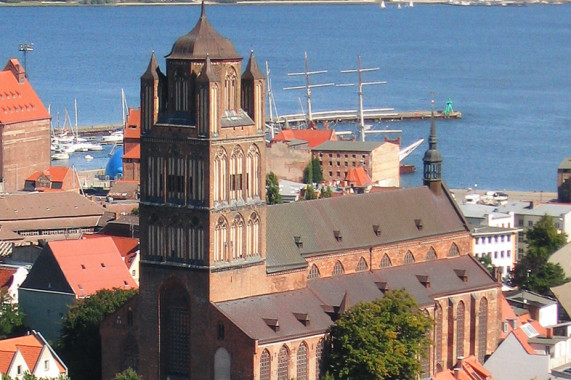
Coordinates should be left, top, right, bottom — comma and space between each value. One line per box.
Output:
0, 4, 569, 191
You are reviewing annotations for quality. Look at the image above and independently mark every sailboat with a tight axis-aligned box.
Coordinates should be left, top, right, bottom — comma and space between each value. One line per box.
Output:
398, 3, 402, 8
409, 1, 414, 6
380, 0, 386, 8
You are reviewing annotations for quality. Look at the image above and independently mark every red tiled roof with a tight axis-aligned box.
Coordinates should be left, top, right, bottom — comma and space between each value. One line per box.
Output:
0, 59, 50, 124
433, 355, 495, 380
26, 166, 71, 183
122, 145, 140, 160
0, 335, 42, 374
48, 237, 138, 297
0, 268, 16, 290
124, 107, 141, 139
83, 235, 138, 259
511, 320, 547, 355
345, 166, 372, 187
272, 129, 337, 148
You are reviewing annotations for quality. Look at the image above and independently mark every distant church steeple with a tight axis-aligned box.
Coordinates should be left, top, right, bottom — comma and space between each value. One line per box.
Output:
423, 98, 442, 194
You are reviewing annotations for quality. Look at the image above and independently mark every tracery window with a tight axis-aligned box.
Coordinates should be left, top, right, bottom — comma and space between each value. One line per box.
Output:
421, 310, 431, 379
308, 265, 320, 280
247, 145, 261, 199
448, 243, 460, 257
478, 297, 488, 362
277, 345, 289, 380
356, 257, 368, 272
162, 286, 190, 378
230, 214, 244, 260
188, 218, 205, 263
404, 251, 415, 264
435, 303, 443, 364
315, 339, 324, 380
230, 146, 244, 200
457, 301, 465, 358
214, 347, 231, 380
224, 67, 237, 111
214, 148, 227, 202
260, 350, 270, 380
426, 247, 437, 261
246, 213, 260, 257
297, 343, 308, 380
380, 254, 392, 268
214, 217, 229, 262
332, 261, 344, 276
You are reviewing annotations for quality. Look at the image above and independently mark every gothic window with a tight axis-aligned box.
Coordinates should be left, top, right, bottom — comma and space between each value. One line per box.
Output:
420, 310, 431, 379
448, 243, 460, 257
198, 85, 208, 135
148, 219, 164, 260
380, 254, 392, 268
247, 145, 261, 199
308, 265, 320, 280
478, 297, 488, 363
161, 285, 190, 378
246, 213, 260, 257
457, 301, 465, 358
214, 217, 229, 262
214, 347, 231, 380
224, 67, 237, 111
230, 146, 244, 200
260, 349, 270, 380
188, 218, 205, 263
214, 148, 227, 202
277, 345, 289, 380
147, 156, 164, 201
142, 84, 153, 133
231, 214, 245, 260
255, 82, 263, 129
167, 223, 185, 262
356, 257, 368, 272
166, 156, 184, 204
404, 251, 415, 264
426, 247, 437, 261
297, 342, 308, 380
174, 70, 189, 112
332, 261, 344, 276
122, 334, 138, 373
435, 303, 443, 364
315, 338, 324, 380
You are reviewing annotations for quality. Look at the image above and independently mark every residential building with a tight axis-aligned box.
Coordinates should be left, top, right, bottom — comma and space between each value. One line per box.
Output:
0, 192, 109, 245
557, 157, 571, 203
100, 7, 502, 380
271, 128, 337, 149
18, 237, 138, 341
505, 289, 558, 328
0, 59, 51, 193
312, 140, 400, 187
24, 166, 78, 192
0, 265, 28, 303
0, 331, 67, 379
122, 107, 141, 182
432, 356, 495, 380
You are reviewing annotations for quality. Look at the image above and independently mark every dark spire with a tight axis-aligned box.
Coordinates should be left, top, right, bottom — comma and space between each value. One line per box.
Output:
423, 97, 442, 192
200, 0, 206, 20
242, 50, 264, 80
141, 51, 162, 80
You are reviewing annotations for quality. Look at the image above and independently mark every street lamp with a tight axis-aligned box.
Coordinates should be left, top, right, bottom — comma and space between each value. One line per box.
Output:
19, 43, 33, 78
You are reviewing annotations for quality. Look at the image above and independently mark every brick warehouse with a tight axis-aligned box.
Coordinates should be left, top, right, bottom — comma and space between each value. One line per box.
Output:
100, 6, 502, 380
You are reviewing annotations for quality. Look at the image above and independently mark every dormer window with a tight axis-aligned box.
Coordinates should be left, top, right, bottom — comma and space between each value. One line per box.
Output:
373, 224, 381, 237
333, 230, 342, 242
415, 219, 423, 231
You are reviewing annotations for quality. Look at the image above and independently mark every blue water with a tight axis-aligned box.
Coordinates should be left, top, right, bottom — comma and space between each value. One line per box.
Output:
0, 4, 570, 191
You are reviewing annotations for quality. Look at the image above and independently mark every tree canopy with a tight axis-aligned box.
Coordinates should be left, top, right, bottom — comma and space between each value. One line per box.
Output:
303, 156, 323, 184
512, 215, 568, 294
0, 289, 26, 339
113, 368, 142, 380
326, 289, 432, 380
265, 171, 282, 204
56, 288, 137, 380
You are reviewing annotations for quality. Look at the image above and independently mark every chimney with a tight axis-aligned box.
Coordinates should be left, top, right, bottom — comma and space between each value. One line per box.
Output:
454, 367, 461, 380
546, 328, 554, 338
528, 200, 535, 209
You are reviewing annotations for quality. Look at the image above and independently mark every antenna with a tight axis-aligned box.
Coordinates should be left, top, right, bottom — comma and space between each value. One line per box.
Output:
339, 56, 387, 141
19, 43, 33, 78
284, 52, 333, 124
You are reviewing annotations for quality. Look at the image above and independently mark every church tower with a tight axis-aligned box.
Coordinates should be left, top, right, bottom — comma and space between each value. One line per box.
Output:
423, 107, 442, 195
137, 5, 266, 379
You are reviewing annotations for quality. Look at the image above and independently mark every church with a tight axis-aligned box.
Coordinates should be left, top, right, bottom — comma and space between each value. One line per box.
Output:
101, 6, 501, 380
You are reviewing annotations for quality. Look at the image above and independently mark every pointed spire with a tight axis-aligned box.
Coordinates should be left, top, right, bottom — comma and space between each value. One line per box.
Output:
428, 98, 438, 151
338, 291, 350, 314
200, 0, 206, 20
198, 54, 219, 82
243, 50, 264, 80
423, 95, 443, 192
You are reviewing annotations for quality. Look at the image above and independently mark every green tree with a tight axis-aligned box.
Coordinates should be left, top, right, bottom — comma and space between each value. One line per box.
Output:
0, 289, 25, 339
56, 289, 137, 380
477, 254, 495, 277
320, 186, 333, 199
303, 157, 323, 184
326, 289, 432, 380
512, 215, 568, 294
265, 172, 282, 205
2, 373, 70, 380
113, 368, 142, 380
303, 185, 318, 200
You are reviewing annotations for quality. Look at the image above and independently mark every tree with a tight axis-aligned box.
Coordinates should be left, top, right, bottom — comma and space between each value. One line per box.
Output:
265, 172, 282, 205
477, 254, 495, 277
326, 289, 432, 380
56, 288, 137, 380
512, 215, 568, 294
303, 185, 318, 200
113, 368, 142, 380
303, 157, 323, 184
320, 186, 333, 199
0, 289, 26, 339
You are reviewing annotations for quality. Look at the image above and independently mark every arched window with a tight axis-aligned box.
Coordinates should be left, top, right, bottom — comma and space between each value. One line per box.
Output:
420, 310, 431, 379
356, 257, 368, 272
308, 265, 320, 280
478, 297, 488, 362
426, 247, 437, 261
332, 261, 344, 276
214, 148, 227, 202
246, 213, 259, 257
380, 254, 392, 268
297, 342, 308, 380
448, 243, 460, 257
316, 339, 324, 380
160, 283, 190, 378
435, 303, 443, 365
260, 349, 270, 380
457, 301, 465, 358
224, 67, 238, 111
231, 214, 244, 260
278, 345, 289, 380
230, 146, 244, 200
404, 251, 415, 264
214, 217, 228, 262
214, 347, 231, 380
247, 145, 261, 199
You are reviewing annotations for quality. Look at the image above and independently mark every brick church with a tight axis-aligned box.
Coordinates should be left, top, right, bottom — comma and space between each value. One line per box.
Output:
101, 6, 501, 380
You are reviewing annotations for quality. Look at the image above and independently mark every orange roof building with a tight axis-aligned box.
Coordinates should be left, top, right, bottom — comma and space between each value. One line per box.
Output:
0, 59, 51, 193
0, 331, 67, 378
24, 166, 77, 192
122, 107, 141, 181
18, 237, 138, 341
433, 355, 495, 380
271, 128, 337, 148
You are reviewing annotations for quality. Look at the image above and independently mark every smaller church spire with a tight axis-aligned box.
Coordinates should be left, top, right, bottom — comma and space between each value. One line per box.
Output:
141, 51, 161, 80
200, 0, 206, 20
423, 96, 443, 194
242, 50, 264, 80
198, 54, 219, 82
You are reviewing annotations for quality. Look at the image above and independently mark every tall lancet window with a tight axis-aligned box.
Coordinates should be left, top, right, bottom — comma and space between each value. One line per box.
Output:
214, 148, 227, 202
246, 212, 260, 257
246, 144, 260, 199
230, 214, 244, 260
224, 67, 237, 111
214, 217, 229, 262
230, 146, 244, 200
